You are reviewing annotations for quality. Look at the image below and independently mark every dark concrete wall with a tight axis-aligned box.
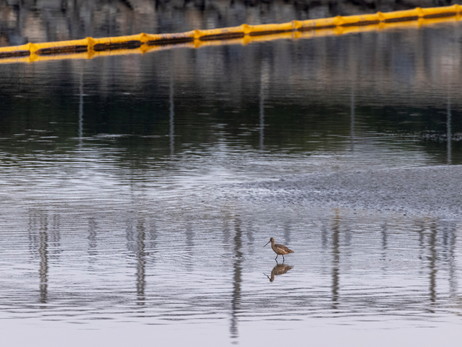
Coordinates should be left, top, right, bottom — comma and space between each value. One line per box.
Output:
0, 0, 458, 45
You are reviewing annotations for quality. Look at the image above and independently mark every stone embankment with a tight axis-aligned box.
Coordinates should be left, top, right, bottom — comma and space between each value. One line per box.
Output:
0, 0, 458, 45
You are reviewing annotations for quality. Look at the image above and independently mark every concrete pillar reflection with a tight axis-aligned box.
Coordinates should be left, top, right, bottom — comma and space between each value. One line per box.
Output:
136, 218, 146, 306
185, 222, 194, 272
350, 84, 356, 152
416, 220, 425, 271
78, 65, 84, 147
87, 217, 97, 266
331, 210, 340, 310
259, 61, 269, 150
29, 210, 61, 305
169, 64, 175, 156
38, 216, 48, 305
126, 216, 147, 307
447, 223, 458, 298
381, 222, 388, 271
230, 217, 242, 344
428, 222, 437, 307
447, 95, 452, 164
349, 38, 358, 152
283, 221, 291, 246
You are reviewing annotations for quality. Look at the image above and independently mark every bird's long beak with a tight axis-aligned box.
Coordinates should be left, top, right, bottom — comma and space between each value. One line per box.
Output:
264, 240, 270, 247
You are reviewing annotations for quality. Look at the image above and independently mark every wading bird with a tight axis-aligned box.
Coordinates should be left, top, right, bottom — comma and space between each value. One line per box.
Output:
264, 237, 294, 262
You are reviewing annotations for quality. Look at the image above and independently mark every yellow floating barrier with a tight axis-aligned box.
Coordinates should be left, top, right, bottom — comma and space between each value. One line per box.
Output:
191, 25, 246, 41
0, 4, 461, 63
31, 38, 91, 55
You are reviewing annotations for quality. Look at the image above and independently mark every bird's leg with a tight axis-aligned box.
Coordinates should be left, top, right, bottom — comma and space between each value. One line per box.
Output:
275, 255, 278, 262
282, 254, 285, 262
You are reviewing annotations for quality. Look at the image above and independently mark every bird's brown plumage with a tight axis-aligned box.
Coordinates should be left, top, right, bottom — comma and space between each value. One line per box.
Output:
264, 237, 294, 261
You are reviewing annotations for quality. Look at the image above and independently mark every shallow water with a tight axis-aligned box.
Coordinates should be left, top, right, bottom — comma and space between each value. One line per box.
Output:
1, 20, 462, 346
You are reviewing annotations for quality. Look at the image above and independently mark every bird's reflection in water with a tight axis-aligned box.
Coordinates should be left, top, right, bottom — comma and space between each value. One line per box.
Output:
265, 263, 293, 282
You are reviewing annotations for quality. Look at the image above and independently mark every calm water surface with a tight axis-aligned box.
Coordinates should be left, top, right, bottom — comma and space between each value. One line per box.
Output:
1, 21, 462, 346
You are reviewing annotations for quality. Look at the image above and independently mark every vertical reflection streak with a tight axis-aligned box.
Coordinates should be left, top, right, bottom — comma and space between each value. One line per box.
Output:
39, 215, 48, 305
136, 218, 146, 306
78, 65, 84, 147
186, 222, 194, 272
429, 222, 437, 308
88, 217, 97, 267
381, 223, 388, 270
259, 79, 265, 150
349, 38, 358, 152
230, 217, 242, 344
417, 220, 425, 273
447, 96, 452, 164
331, 211, 340, 310
448, 223, 458, 298
169, 66, 175, 156
350, 83, 355, 152
259, 61, 269, 151
283, 221, 291, 246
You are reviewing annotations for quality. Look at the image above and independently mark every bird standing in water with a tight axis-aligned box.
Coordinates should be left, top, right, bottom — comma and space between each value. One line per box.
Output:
264, 237, 294, 262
